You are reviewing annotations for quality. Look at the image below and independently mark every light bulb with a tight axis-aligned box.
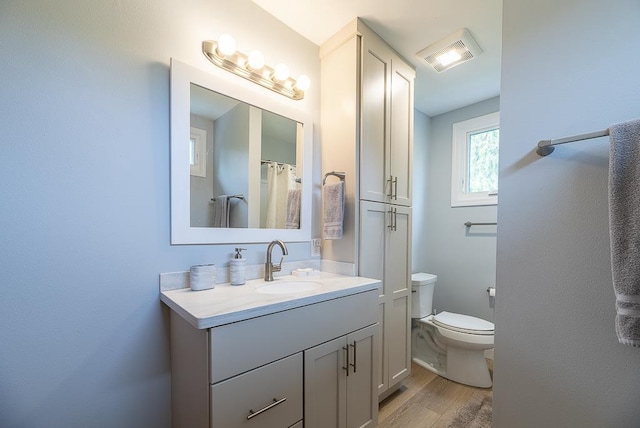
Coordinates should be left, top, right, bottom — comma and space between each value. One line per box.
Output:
273, 63, 290, 82
296, 74, 310, 92
247, 50, 265, 70
436, 50, 462, 67
217, 34, 236, 57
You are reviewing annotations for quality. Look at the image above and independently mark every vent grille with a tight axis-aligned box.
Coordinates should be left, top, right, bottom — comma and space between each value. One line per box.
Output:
423, 41, 475, 72
416, 28, 482, 73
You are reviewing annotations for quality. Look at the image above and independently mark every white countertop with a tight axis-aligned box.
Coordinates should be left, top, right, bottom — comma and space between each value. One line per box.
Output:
160, 273, 381, 329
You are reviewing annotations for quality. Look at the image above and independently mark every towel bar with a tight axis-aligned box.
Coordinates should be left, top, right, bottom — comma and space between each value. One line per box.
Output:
536, 128, 610, 156
464, 221, 497, 228
211, 194, 245, 202
323, 171, 346, 185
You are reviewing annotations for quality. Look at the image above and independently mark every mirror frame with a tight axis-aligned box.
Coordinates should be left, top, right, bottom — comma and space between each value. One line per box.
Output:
170, 58, 313, 244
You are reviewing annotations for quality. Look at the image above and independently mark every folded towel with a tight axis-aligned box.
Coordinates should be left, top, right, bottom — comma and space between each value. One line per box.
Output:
212, 195, 229, 228
609, 118, 640, 347
285, 188, 301, 229
323, 181, 345, 239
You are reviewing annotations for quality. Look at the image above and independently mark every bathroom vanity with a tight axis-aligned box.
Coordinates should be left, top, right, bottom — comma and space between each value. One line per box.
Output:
161, 273, 380, 428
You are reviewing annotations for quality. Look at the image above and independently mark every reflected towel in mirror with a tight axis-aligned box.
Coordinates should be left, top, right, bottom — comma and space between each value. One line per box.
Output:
212, 195, 230, 228
286, 188, 301, 229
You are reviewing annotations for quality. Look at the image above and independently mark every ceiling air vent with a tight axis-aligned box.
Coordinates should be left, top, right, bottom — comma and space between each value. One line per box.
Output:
417, 28, 482, 73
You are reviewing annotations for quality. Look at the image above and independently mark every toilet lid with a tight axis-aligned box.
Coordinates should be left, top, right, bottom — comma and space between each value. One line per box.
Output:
432, 311, 494, 335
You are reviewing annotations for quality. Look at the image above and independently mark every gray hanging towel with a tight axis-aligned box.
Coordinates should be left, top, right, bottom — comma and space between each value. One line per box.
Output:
609, 118, 640, 346
212, 195, 230, 228
323, 181, 345, 239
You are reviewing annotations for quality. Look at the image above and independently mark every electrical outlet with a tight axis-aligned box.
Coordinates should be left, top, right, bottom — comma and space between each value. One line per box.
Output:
311, 238, 321, 257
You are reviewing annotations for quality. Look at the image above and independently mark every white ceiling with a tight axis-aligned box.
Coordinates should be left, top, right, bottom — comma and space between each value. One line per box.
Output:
251, 0, 502, 117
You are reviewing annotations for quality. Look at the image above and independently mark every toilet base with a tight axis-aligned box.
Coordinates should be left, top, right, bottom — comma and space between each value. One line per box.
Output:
446, 347, 492, 388
412, 321, 493, 389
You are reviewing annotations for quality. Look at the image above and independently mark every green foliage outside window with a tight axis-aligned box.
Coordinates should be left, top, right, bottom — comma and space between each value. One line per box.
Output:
467, 128, 499, 193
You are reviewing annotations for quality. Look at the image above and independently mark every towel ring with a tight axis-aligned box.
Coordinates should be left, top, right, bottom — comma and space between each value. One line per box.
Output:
323, 171, 346, 185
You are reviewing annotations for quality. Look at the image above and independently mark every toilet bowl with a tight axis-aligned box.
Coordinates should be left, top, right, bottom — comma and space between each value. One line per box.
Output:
411, 273, 494, 388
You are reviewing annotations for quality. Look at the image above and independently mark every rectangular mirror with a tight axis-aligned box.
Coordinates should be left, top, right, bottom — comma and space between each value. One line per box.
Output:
170, 59, 312, 244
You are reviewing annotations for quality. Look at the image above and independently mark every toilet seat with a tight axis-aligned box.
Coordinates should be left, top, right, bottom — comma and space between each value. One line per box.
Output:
431, 311, 494, 336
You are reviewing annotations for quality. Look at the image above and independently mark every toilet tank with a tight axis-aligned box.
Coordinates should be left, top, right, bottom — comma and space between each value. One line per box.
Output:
411, 273, 438, 318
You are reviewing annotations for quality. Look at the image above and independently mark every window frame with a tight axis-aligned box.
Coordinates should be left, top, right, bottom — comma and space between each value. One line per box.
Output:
450, 111, 500, 207
189, 127, 207, 178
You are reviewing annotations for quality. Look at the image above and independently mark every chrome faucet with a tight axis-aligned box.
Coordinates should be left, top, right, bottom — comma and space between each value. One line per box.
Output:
264, 240, 288, 281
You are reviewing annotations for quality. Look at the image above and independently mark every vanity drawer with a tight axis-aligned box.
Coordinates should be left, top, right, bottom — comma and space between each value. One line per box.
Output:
211, 353, 303, 428
209, 289, 379, 383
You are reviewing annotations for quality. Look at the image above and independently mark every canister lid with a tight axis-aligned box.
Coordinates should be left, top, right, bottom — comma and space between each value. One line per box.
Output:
411, 272, 438, 286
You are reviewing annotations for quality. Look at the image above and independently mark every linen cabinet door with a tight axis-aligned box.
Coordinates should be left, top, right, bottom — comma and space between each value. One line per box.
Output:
389, 58, 414, 207
358, 200, 388, 395
385, 205, 412, 388
360, 34, 392, 203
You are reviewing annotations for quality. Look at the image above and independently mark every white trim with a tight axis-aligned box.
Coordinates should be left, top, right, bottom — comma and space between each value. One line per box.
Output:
170, 58, 313, 244
451, 111, 500, 207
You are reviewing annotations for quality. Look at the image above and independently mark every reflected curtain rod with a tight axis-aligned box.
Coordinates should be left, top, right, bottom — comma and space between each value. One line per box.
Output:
536, 128, 610, 156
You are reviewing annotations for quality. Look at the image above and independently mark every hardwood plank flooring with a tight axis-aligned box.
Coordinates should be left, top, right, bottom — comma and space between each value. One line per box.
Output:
378, 361, 493, 428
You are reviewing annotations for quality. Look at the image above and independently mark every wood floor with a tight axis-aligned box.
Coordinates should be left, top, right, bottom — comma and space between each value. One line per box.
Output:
378, 361, 493, 428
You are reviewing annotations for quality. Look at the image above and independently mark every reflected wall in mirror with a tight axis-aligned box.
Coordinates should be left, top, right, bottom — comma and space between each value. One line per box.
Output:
189, 84, 301, 229
170, 59, 312, 244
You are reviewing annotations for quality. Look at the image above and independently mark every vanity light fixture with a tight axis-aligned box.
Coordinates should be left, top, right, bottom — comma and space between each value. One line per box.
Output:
202, 34, 310, 100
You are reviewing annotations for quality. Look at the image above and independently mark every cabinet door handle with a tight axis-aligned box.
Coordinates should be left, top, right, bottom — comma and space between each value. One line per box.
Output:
387, 175, 393, 198
391, 208, 398, 232
387, 207, 394, 230
247, 397, 287, 420
350, 341, 357, 373
343, 346, 350, 376
393, 176, 398, 200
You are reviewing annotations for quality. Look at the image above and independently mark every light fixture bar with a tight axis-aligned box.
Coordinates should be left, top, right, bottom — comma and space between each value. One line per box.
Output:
202, 40, 305, 100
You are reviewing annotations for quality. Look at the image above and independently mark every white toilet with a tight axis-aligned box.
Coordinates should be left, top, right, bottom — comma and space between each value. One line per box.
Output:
411, 273, 494, 388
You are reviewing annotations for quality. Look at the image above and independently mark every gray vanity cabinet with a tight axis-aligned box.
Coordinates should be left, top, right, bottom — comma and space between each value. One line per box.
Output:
167, 288, 379, 428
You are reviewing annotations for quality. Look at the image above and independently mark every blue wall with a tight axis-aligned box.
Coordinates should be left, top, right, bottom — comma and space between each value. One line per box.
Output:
495, 0, 640, 426
0, 1, 320, 426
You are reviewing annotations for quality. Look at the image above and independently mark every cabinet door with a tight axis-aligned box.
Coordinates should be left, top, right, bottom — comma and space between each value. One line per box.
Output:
346, 324, 378, 428
385, 205, 412, 387
304, 336, 347, 428
358, 200, 388, 395
389, 59, 414, 207
360, 34, 392, 203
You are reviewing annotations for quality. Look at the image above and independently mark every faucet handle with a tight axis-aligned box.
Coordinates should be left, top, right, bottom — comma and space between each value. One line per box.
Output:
272, 257, 284, 272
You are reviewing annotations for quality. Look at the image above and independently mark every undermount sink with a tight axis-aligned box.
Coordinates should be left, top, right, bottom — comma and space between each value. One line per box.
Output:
255, 280, 321, 295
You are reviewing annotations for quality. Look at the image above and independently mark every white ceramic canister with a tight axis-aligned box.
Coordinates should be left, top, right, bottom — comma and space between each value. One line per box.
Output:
189, 264, 216, 291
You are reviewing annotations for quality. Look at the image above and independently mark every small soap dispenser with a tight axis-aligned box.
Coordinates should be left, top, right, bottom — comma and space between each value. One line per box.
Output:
229, 248, 247, 285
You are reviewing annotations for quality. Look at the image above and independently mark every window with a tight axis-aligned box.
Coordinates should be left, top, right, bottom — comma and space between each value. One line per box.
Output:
190, 127, 207, 177
451, 112, 499, 207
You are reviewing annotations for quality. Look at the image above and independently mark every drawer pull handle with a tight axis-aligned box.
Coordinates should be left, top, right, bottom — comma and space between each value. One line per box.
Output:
247, 397, 287, 420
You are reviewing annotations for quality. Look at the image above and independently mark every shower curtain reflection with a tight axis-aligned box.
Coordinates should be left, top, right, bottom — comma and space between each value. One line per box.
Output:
264, 161, 298, 228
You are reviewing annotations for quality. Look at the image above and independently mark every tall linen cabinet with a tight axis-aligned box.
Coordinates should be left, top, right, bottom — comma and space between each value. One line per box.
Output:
320, 18, 415, 400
